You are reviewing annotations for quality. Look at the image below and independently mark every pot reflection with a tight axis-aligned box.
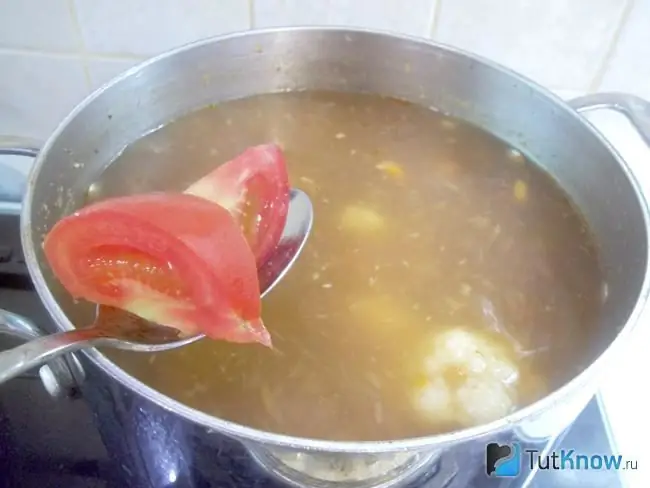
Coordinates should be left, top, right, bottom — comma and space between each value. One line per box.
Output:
247, 445, 440, 487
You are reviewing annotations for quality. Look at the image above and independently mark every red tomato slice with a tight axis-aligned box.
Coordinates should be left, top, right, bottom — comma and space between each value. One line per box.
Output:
43, 193, 271, 347
184, 144, 290, 267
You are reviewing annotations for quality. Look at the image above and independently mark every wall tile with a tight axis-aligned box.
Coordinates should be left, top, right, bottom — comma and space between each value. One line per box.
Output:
328, 0, 435, 36
254, 0, 329, 27
254, 0, 435, 37
74, 0, 250, 56
551, 89, 586, 101
0, 0, 81, 51
599, 0, 650, 100
0, 51, 90, 141
86, 57, 144, 89
435, 0, 626, 90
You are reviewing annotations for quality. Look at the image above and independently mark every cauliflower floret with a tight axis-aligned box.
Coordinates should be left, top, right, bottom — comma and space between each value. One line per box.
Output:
456, 377, 514, 425
425, 328, 519, 385
412, 327, 520, 428
413, 377, 455, 423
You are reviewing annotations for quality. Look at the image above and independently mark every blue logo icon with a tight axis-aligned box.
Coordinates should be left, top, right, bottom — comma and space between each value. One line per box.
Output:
486, 442, 521, 477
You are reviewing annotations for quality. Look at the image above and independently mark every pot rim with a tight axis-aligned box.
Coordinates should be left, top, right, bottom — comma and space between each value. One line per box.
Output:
20, 25, 650, 453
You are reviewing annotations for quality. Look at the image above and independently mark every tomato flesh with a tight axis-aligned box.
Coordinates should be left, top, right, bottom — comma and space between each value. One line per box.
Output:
81, 246, 191, 301
44, 192, 271, 346
43, 144, 291, 346
184, 143, 290, 266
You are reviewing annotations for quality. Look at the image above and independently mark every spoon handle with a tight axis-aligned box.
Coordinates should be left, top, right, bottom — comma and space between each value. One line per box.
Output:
0, 327, 105, 385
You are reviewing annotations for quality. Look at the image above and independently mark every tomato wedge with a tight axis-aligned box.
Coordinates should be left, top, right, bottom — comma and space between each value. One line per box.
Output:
184, 144, 290, 267
43, 192, 271, 347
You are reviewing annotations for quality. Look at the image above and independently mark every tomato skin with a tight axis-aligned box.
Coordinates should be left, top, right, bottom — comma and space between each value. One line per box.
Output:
43, 193, 271, 346
184, 144, 290, 267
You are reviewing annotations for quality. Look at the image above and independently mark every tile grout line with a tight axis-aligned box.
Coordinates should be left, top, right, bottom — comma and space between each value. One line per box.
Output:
428, 0, 443, 39
588, 0, 635, 93
248, 0, 256, 28
0, 46, 145, 62
66, 0, 93, 90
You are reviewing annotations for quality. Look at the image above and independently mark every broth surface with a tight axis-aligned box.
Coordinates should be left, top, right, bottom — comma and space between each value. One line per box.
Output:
90, 91, 603, 441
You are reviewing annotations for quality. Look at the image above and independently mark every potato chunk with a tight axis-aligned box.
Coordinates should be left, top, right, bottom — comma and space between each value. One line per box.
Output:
349, 294, 414, 337
340, 205, 384, 233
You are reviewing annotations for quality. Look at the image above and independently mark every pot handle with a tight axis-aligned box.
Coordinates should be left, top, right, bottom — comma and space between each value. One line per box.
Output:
568, 92, 650, 146
0, 308, 82, 398
0, 136, 84, 398
0, 136, 40, 209
0, 136, 40, 158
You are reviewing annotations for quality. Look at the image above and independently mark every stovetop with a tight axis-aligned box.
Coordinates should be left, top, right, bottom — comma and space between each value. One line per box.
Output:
0, 201, 627, 487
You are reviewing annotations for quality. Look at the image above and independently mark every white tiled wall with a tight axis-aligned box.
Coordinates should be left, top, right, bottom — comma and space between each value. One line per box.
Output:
0, 0, 647, 142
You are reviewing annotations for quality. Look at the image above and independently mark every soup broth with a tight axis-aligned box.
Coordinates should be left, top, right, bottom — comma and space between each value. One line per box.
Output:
89, 91, 603, 441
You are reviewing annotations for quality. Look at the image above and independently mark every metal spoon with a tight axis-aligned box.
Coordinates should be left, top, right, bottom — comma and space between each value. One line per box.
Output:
0, 189, 313, 384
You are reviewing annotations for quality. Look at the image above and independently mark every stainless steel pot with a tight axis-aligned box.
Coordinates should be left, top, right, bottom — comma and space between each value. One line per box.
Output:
2, 27, 650, 487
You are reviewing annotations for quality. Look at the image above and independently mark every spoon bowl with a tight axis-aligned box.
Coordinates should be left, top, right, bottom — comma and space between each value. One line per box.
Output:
0, 188, 313, 383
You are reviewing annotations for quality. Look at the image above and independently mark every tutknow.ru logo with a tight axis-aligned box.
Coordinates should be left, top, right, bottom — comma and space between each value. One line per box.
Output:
485, 442, 638, 478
